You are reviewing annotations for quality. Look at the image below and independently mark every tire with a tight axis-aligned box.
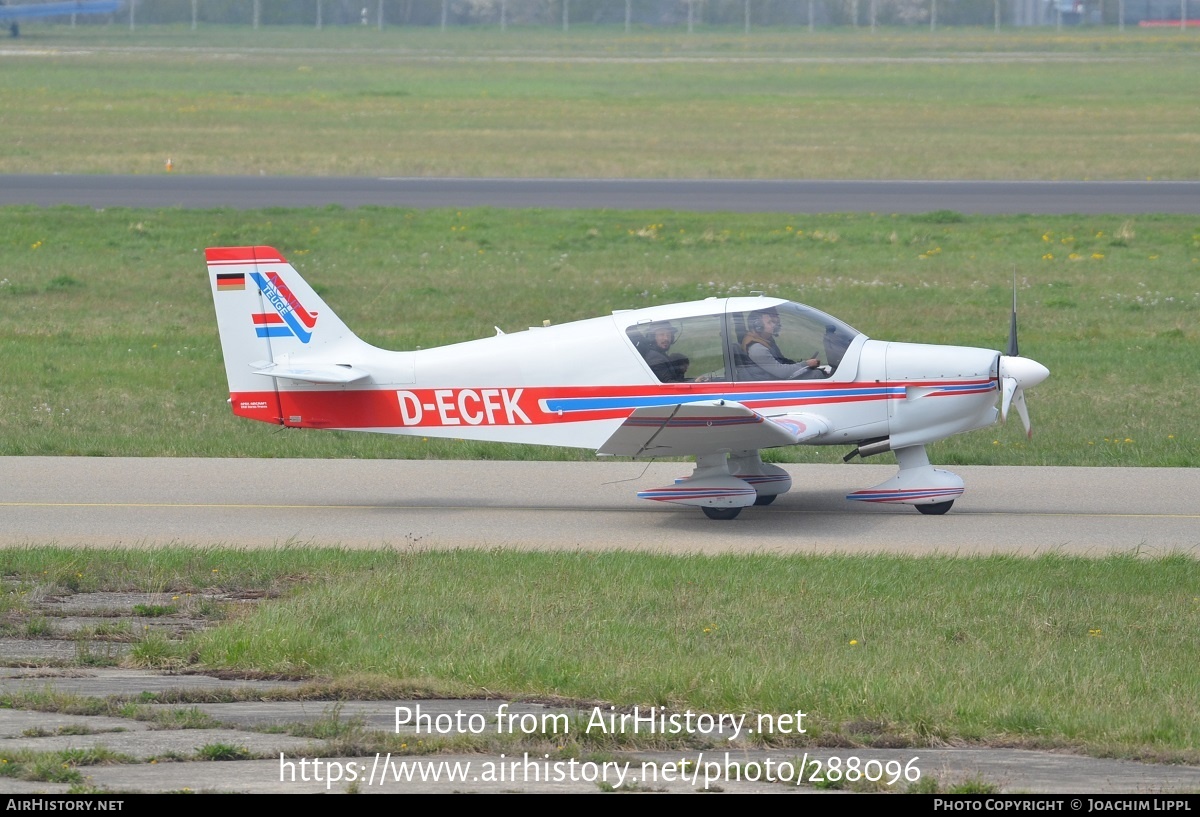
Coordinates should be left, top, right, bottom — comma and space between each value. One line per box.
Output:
916, 500, 954, 515
702, 506, 743, 521
753, 494, 777, 506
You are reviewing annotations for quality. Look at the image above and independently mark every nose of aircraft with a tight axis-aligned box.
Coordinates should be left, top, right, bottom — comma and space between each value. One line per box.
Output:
998, 355, 1050, 437
999, 355, 1050, 390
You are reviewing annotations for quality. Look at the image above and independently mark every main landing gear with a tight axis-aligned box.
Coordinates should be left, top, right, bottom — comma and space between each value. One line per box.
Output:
639, 445, 964, 520
636, 450, 791, 520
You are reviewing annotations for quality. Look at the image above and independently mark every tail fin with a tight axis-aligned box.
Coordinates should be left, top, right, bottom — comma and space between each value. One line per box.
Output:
206, 245, 371, 423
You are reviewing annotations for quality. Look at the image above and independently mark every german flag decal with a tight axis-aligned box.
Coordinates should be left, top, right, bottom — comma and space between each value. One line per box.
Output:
216, 272, 246, 291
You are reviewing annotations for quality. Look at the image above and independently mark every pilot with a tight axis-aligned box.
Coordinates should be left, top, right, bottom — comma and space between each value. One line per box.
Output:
640, 322, 690, 382
740, 308, 826, 380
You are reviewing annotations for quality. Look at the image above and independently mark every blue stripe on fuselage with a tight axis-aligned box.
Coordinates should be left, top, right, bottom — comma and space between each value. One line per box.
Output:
543, 386, 902, 414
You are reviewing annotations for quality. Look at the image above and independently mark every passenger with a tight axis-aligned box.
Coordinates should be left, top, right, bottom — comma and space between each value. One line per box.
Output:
640, 322, 690, 382
740, 308, 825, 380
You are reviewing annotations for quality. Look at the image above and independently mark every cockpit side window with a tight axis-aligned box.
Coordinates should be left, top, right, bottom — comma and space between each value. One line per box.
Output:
627, 314, 729, 383
730, 302, 862, 382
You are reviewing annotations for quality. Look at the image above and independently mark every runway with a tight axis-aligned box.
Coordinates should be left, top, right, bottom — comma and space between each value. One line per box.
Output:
2, 458, 1196, 554
4, 176, 1199, 214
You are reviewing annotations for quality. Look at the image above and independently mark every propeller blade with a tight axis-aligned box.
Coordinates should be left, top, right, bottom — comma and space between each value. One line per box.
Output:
1012, 388, 1032, 438
999, 277, 1046, 439
1005, 271, 1019, 358
1001, 376, 1017, 423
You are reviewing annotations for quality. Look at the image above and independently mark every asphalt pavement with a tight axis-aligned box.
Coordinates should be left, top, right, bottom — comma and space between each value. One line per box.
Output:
4, 176, 1199, 214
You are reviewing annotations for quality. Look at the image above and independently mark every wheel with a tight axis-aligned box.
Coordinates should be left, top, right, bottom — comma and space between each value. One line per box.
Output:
916, 500, 954, 515
702, 506, 743, 521
753, 494, 777, 506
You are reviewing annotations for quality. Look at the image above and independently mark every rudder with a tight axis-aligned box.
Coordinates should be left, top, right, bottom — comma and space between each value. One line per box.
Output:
206, 245, 365, 424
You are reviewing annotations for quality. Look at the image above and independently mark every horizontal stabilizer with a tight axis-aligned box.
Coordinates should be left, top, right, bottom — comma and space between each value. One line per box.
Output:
250, 362, 370, 384
598, 400, 829, 458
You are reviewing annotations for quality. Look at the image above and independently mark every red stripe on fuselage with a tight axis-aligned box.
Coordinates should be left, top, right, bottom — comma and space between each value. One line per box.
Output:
225, 380, 989, 431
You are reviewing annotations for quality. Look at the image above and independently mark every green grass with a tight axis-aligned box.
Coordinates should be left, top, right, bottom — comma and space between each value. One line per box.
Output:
1, 26, 1198, 178
0, 206, 1196, 465
126, 631, 188, 668
189, 550, 1200, 756
24, 616, 55, 638
145, 707, 224, 730
0, 543, 403, 594
2, 545, 1197, 759
0, 747, 131, 784
132, 603, 177, 617
194, 742, 254, 761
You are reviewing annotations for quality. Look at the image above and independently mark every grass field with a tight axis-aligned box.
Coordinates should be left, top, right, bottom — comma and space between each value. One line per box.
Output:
0, 206, 1196, 465
1, 26, 1198, 178
3, 546, 1198, 762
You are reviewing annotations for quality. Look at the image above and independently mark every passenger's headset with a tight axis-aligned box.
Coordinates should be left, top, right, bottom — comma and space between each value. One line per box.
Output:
749, 312, 775, 334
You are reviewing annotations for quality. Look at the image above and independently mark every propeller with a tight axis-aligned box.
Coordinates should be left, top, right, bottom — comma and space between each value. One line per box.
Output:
1006, 272, 1019, 358
998, 273, 1049, 438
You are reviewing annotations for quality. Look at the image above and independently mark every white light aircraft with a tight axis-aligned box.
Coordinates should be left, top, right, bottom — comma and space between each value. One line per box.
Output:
207, 245, 1049, 520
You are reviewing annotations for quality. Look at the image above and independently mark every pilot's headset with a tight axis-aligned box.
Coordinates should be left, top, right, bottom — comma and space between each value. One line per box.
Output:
748, 309, 779, 337
645, 321, 677, 347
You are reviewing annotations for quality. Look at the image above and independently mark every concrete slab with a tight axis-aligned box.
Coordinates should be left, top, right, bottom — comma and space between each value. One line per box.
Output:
146, 699, 579, 733
0, 727, 318, 762
67, 748, 1200, 795
0, 709, 149, 739
0, 668, 303, 696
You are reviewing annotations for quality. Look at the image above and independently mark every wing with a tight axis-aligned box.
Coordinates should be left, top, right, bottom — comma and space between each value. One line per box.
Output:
597, 399, 829, 458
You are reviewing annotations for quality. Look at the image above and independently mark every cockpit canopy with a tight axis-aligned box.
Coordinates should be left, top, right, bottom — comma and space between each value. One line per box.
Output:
624, 299, 864, 384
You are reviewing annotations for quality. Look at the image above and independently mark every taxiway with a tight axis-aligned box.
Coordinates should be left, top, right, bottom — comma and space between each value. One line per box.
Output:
2, 458, 1196, 554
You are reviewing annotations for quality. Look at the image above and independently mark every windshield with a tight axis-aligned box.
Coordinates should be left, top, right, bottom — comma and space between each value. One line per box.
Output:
730, 301, 862, 380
